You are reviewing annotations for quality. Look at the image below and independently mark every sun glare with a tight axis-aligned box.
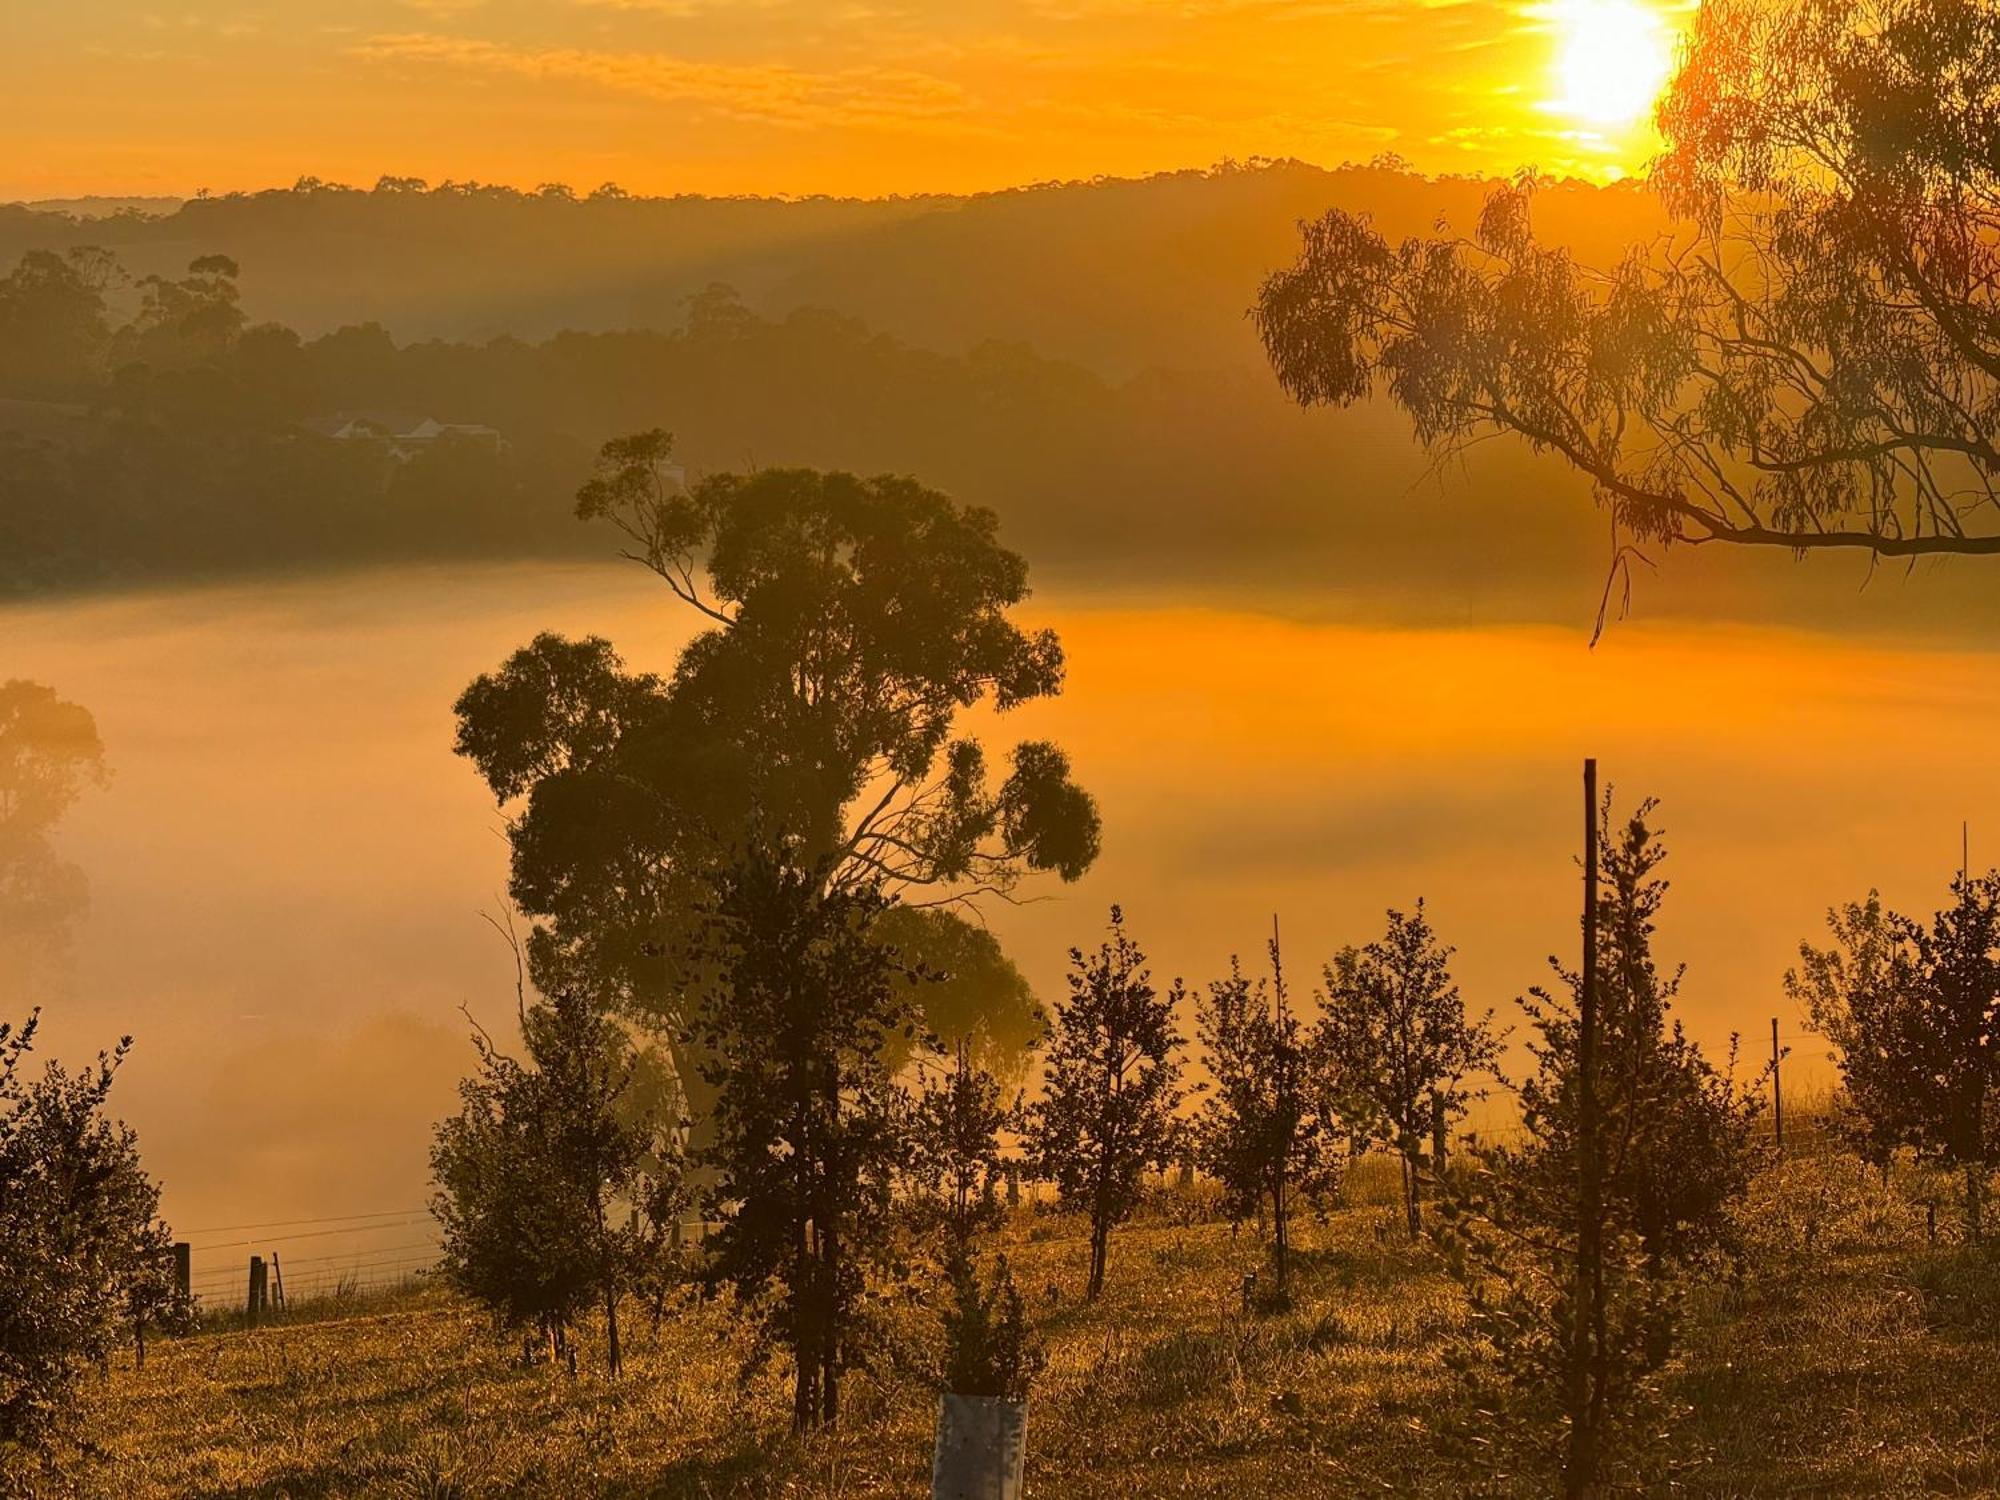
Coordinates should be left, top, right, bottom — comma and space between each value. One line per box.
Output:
1553, 0, 1676, 130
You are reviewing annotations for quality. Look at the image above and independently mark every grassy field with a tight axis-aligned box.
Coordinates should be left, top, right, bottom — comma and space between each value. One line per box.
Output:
64, 1150, 2000, 1499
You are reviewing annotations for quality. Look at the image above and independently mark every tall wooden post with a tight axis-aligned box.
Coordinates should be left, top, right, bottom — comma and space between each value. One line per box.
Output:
271, 1251, 287, 1311
247, 1255, 267, 1328
1771, 1017, 1784, 1151
172, 1242, 191, 1302
1565, 757, 1603, 1500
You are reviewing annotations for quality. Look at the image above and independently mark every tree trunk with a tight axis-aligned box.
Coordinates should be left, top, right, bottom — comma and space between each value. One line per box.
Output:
1271, 1178, 1290, 1296
821, 1214, 841, 1427
1565, 758, 1604, 1500
604, 1286, 622, 1378
1087, 1212, 1109, 1300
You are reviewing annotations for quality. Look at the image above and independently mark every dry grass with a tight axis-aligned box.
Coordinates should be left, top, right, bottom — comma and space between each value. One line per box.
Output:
62, 1158, 2000, 1498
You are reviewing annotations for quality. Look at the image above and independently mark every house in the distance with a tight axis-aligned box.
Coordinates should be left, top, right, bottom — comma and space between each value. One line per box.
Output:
303, 410, 507, 456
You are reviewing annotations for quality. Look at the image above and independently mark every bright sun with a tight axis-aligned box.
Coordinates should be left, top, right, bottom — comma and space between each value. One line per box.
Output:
1554, 0, 1676, 129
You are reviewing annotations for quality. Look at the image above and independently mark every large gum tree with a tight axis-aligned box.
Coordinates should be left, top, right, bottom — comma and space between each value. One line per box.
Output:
1257, 0, 2000, 604
454, 433, 1100, 1110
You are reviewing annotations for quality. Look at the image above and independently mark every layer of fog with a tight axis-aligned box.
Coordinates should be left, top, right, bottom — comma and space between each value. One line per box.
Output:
7, 561, 1996, 1260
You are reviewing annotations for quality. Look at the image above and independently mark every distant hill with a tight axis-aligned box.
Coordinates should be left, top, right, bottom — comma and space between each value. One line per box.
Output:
13, 197, 183, 220
11, 163, 1988, 636
0, 165, 1668, 375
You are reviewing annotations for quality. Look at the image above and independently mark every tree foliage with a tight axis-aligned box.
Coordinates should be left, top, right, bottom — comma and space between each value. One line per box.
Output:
938, 1249, 1042, 1401
0, 1011, 184, 1477
0, 681, 107, 1009
1258, 0, 2000, 589
1438, 797, 1759, 1493
431, 988, 689, 1375
693, 851, 923, 1430
1025, 907, 1185, 1300
909, 1039, 1016, 1245
454, 445, 1100, 1105
1320, 900, 1498, 1238
1192, 933, 1344, 1294
1789, 871, 2000, 1234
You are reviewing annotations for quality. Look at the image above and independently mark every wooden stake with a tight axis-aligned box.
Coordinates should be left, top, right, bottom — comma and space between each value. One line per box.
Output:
1565, 757, 1603, 1500
1771, 1018, 1784, 1151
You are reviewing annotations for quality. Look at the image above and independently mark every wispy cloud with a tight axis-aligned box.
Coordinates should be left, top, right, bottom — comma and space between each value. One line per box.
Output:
352, 32, 975, 130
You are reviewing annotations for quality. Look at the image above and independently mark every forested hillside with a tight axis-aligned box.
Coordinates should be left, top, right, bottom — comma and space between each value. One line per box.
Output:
7, 162, 1995, 631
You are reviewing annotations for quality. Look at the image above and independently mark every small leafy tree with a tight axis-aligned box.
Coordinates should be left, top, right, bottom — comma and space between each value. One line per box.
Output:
0, 1011, 181, 1475
1789, 872, 2000, 1236
1320, 901, 1499, 1238
939, 1249, 1043, 1400
1026, 907, 1185, 1300
1438, 797, 1759, 1495
695, 849, 922, 1430
1192, 930, 1344, 1296
431, 988, 687, 1375
910, 1038, 1015, 1245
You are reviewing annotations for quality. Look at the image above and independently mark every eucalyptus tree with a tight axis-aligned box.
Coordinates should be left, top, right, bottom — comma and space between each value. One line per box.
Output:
454, 436, 1100, 1106
1258, 0, 2000, 607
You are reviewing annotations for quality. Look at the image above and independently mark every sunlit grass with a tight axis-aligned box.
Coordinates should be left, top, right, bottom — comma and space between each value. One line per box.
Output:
74, 1147, 2000, 1498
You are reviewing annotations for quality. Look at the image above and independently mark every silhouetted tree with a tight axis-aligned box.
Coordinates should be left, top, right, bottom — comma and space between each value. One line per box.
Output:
874, 906, 1044, 1083
116, 255, 243, 371
0, 248, 118, 398
1439, 797, 1759, 1495
1192, 930, 1343, 1296
1258, 0, 2000, 589
1320, 901, 1498, 1238
0, 681, 107, 1010
1026, 907, 1185, 1300
1789, 872, 2000, 1236
910, 1038, 1015, 1245
454, 445, 1100, 1114
431, 988, 688, 1375
694, 849, 922, 1429
0, 1011, 180, 1474
939, 1248, 1042, 1399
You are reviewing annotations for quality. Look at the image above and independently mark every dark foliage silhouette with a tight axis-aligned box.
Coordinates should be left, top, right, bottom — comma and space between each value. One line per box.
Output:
1790, 871, 2000, 1236
1437, 796, 1759, 1495
0, 1011, 184, 1478
1258, 0, 2000, 598
692, 850, 922, 1429
1191, 930, 1344, 1296
453, 442, 1097, 1116
431, 988, 689, 1375
1319, 901, 1499, 1238
1026, 907, 1185, 1300
910, 1038, 1017, 1247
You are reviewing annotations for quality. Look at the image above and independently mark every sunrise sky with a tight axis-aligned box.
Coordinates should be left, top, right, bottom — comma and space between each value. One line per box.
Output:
7, 0, 1692, 201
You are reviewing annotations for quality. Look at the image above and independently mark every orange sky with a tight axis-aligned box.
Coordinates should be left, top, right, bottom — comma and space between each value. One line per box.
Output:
7, 0, 1691, 201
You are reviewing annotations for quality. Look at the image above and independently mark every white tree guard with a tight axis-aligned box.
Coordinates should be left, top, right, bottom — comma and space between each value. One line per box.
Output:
930, 1394, 1029, 1500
